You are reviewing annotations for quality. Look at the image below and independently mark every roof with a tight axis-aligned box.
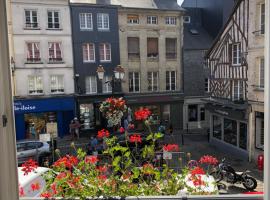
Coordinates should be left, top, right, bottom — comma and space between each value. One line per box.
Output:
183, 8, 213, 49
153, 0, 184, 11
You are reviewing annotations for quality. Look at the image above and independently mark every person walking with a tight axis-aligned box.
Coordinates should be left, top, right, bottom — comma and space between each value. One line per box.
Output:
69, 120, 75, 140
73, 117, 81, 139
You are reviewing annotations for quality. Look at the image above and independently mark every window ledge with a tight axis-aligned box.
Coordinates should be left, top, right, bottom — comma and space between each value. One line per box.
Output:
100, 60, 111, 63
166, 58, 177, 61
98, 29, 110, 32
80, 28, 93, 31
46, 28, 63, 31
147, 57, 159, 61
24, 27, 41, 30
83, 61, 96, 63
28, 93, 44, 96
47, 61, 65, 64
25, 61, 43, 64
254, 87, 264, 92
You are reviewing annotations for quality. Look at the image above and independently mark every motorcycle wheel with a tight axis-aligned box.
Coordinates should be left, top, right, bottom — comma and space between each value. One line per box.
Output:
243, 177, 257, 191
210, 170, 223, 182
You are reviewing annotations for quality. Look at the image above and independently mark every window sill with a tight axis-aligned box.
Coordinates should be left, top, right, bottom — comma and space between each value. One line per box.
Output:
147, 57, 159, 61
80, 28, 93, 31
83, 61, 96, 63
28, 93, 44, 96
128, 57, 140, 61
46, 28, 63, 31
166, 58, 177, 61
51, 92, 65, 94
98, 29, 110, 32
25, 61, 43, 64
100, 60, 111, 63
24, 27, 41, 30
48, 61, 65, 64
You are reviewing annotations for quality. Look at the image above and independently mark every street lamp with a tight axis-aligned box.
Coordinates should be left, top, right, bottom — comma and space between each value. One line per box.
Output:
96, 65, 125, 95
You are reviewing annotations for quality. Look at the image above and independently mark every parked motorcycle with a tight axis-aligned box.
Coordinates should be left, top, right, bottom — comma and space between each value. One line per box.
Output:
210, 158, 257, 191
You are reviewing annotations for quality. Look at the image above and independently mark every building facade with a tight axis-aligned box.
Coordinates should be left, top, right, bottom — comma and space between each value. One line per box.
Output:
205, 0, 250, 159
70, 2, 121, 131
247, 0, 265, 161
11, 0, 75, 139
117, 0, 185, 129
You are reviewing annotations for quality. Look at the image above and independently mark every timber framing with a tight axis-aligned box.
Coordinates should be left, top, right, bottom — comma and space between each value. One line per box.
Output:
205, 0, 249, 102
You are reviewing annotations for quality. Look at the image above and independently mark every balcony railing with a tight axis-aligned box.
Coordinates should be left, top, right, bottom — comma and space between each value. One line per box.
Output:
25, 23, 39, 29
48, 57, 63, 63
26, 57, 41, 63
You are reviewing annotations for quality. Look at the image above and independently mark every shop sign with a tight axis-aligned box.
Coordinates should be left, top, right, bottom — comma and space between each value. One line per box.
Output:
46, 122, 58, 138
14, 102, 36, 112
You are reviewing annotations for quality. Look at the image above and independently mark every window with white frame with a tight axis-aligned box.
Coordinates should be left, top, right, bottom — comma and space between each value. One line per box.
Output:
233, 80, 244, 101
48, 11, 60, 29
97, 13, 109, 30
147, 16, 157, 24
50, 75, 64, 93
147, 72, 158, 91
79, 13, 92, 30
28, 76, 43, 94
129, 72, 140, 92
102, 76, 112, 93
165, 16, 177, 25
48, 42, 62, 62
183, 16, 191, 23
85, 76, 97, 94
99, 43, 111, 62
259, 57, 265, 88
25, 10, 38, 28
232, 43, 241, 65
82, 43, 95, 62
260, 3, 265, 34
26, 42, 40, 62
166, 71, 176, 91
127, 14, 139, 24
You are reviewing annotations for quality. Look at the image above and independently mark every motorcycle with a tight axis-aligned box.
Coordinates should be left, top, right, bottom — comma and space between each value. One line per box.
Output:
210, 158, 257, 191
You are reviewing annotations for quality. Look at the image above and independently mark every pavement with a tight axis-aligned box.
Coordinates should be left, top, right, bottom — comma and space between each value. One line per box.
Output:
55, 129, 264, 194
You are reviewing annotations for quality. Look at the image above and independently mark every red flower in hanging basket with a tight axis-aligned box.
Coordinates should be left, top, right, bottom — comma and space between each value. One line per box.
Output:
97, 129, 110, 138
134, 108, 151, 120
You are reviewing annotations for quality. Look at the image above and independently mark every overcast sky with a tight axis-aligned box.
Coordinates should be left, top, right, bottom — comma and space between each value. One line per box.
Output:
178, 0, 184, 6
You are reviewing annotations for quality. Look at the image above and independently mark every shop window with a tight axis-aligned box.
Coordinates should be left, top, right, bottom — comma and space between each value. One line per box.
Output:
50, 75, 64, 94
224, 118, 237, 146
128, 37, 140, 59
127, 14, 139, 24
260, 3, 265, 34
147, 38, 158, 58
85, 76, 97, 94
28, 76, 43, 95
102, 75, 112, 93
166, 38, 177, 59
129, 72, 140, 92
213, 115, 222, 139
256, 112, 264, 149
80, 104, 95, 130
162, 104, 170, 122
188, 105, 198, 122
147, 71, 158, 92
166, 71, 176, 91
239, 122, 247, 150
200, 107, 205, 121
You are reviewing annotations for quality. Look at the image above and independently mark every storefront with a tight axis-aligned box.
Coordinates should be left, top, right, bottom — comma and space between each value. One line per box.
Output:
206, 103, 249, 159
14, 97, 75, 140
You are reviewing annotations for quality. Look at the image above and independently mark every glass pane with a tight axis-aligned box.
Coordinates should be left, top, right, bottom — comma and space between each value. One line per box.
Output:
224, 118, 237, 146
239, 123, 247, 150
188, 105, 198, 122
213, 115, 222, 139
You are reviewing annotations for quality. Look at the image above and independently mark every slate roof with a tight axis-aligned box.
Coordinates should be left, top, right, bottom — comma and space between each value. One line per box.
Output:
153, 0, 184, 11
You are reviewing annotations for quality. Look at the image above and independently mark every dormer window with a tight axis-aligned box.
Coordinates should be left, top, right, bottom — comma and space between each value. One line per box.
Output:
183, 16, 191, 23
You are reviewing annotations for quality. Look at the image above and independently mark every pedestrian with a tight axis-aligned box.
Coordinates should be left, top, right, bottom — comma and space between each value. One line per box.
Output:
90, 136, 98, 155
69, 120, 75, 140
124, 117, 129, 131
73, 117, 81, 139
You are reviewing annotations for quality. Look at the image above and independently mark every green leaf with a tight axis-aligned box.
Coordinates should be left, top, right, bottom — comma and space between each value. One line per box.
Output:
154, 132, 164, 139
132, 167, 140, 179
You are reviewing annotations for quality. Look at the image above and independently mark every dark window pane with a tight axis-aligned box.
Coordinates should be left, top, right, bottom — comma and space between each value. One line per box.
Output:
224, 118, 237, 146
188, 105, 198, 122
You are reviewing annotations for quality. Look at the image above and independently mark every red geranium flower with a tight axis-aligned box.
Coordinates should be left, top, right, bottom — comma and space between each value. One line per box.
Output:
134, 108, 151, 120
53, 155, 78, 169
129, 134, 142, 143
192, 175, 205, 186
51, 183, 58, 195
85, 155, 98, 164
190, 166, 206, 177
97, 129, 110, 138
199, 155, 219, 166
40, 192, 52, 198
56, 172, 69, 180
128, 123, 135, 130
31, 182, 40, 191
21, 159, 38, 175
163, 144, 179, 152
119, 127, 125, 133
98, 174, 107, 180
97, 165, 107, 173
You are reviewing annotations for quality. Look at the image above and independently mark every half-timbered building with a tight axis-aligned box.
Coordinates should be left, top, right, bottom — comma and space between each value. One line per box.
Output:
205, 0, 250, 159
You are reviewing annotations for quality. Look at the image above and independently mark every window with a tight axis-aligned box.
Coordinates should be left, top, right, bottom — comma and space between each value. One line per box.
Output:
99, 43, 111, 62
79, 13, 92, 30
28, 76, 43, 94
128, 37, 140, 59
25, 10, 38, 28
259, 58, 264, 88
200, 107, 205, 121
224, 118, 237, 146
127, 14, 139, 24
50, 75, 64, 93
129, 72, 140, 92
260, 3, 265, 34
102, 76, 112, 93
213, 115, 222, 139
147, 38, 158, 58
166, 38, 177, 59
205, 78, 209, 92
188, 105, 198, 122
166, 71, 176, 91
47, 11, 60, 29
256, 112, 264, 149
82, 43, 95, 62
147, 72, 158, 91
165, 16, 177, 25
239, 122, 247, 150
232, 43, 241, 65
97, 13, 109, 30
85, 76, 97, 94
80, 104, 95, 130
147, 16, 157, 24
233, 80, 244, 101
183, 16, 191, 23
48, 42, 62, 62
26, 42, 40, 62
